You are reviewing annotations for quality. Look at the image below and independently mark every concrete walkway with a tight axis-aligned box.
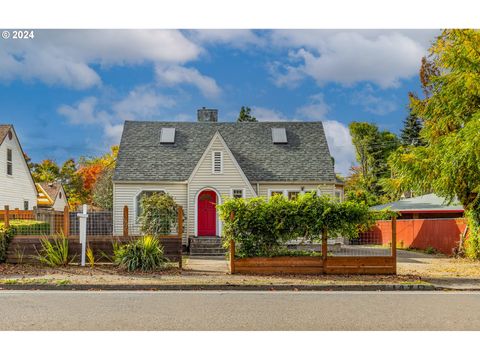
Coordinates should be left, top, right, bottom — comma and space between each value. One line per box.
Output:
184, 257, 229, 273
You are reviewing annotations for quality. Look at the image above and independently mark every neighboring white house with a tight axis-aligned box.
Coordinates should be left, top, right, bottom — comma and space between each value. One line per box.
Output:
36, 182, 68, 211
0, 124, 38, 210
112, 109, 344, 244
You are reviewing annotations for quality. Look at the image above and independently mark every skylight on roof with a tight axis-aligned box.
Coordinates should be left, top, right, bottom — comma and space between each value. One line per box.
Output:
271, 128, 287, 144
160, 128, 175, 143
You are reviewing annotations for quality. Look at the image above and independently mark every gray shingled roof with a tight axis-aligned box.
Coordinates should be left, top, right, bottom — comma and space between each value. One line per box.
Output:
114, 121, 336, 183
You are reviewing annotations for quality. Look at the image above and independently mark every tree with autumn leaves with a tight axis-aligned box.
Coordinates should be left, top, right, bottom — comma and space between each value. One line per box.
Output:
30, 145, 118, 209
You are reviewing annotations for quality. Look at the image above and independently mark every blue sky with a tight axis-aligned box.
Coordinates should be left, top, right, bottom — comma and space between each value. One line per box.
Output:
0, 29, 439, 174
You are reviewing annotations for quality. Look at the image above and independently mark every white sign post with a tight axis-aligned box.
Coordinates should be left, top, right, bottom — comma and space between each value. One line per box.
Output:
77, 204, 88, 267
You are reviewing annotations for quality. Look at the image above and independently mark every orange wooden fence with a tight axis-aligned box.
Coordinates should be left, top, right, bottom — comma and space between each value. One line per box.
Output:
359, 218, 467, 255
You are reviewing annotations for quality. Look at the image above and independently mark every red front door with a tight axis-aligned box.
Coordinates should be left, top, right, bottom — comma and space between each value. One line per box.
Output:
197, 190, 217, 236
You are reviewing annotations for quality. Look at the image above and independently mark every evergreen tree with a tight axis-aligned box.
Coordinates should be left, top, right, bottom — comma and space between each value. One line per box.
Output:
401, 109, 424, 146
237, 106, 257, 122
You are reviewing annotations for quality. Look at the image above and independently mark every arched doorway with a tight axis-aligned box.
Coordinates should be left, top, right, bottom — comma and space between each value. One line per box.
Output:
197, 189, 217, 236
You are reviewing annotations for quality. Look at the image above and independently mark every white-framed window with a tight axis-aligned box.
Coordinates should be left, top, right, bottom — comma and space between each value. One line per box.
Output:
135, 190, 166, 219
231, 189, 245, 199
212, 151, 223, 174
287, 191, 300, 200
6, 148, 12, 176
268, 188, 321, 200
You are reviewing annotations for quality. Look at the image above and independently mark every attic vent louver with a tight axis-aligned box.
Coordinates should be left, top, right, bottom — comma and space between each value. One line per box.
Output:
160, 128, 175, 143
272, 128, 287, 144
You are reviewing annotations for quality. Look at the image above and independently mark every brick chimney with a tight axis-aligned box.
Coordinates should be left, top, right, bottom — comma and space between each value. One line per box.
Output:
197, 107, 218, 122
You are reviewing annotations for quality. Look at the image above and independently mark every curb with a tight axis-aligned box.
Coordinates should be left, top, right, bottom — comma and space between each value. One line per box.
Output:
0, 283, 437, 292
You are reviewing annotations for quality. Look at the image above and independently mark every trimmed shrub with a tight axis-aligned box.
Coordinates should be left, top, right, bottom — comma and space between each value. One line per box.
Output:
113, 235, 167, 272
218, 192, 378, 258
0, 225, 15, 263
9, 220, 50, 235
138, 193, 179, 235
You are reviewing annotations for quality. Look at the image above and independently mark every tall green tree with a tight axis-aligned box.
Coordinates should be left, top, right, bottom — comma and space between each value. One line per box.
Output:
347, 122, 400, 204
237, 106, 257, 122
389, 29, 480, 258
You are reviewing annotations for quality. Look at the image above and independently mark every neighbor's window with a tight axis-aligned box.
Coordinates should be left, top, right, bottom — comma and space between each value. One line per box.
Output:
136, 190, 165, 218
23, 201, 29, 210
270, 191, 284, 198
288, 191, 300, 200
232, 189, 244, 199
212, 151, 223, 174
6, 148, 12, 175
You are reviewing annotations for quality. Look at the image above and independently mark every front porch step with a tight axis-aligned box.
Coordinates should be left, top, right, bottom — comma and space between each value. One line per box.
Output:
189, 236, 225, 257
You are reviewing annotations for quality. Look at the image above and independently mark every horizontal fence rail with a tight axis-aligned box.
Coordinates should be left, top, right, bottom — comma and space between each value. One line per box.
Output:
229, 218, 397, 275
6, 236, 182, 265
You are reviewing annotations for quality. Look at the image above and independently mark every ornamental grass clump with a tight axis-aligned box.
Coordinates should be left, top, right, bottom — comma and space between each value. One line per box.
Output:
36, 232, 73, 266
114, 235, 167, 272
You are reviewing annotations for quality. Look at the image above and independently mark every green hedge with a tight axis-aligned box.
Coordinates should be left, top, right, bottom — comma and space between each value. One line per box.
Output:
6, 220, 51, 235
0, 225, 15, 262
218, 192, 380, 258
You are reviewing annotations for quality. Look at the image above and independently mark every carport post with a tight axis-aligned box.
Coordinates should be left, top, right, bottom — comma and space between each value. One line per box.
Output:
392, 216, 397, 273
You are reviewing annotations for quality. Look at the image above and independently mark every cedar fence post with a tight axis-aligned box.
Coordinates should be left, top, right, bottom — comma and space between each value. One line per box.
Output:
177, 206, 183, 269
229, 211, 235, 274
391, 216, 397, 274
123, 205, 129, 237
4, 205, 9, 229
322, 227, 328, 261
63, 205, 70, 237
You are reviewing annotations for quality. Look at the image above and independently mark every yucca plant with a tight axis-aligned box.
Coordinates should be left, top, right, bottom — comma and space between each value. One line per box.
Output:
36, 232, 73, 267
113, 235, 167, 272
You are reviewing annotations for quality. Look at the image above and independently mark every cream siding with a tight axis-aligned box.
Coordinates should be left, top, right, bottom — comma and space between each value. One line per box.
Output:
0, 130, 37, 210
52, 188, 68, 211
112, 182, 188, 241
188, 135, 255, 238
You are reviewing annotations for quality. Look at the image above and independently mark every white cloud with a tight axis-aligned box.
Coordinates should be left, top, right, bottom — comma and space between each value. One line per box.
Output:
188, 30, 264, 48
155, 64, 221, 98
58, 86, 176, 144
296, 93, 330, 120
0, 30, 201, 89
112, 86, 176, 119
351, 85, 398, 115
252, 107, 289, 122
269, 30, 437, 89
322, 120, 356, 175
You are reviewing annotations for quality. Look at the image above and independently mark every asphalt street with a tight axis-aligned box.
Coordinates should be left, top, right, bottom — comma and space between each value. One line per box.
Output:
1, 290, 479, 330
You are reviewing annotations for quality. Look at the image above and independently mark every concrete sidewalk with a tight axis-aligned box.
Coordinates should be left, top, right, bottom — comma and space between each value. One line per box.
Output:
184, 257, 229, 273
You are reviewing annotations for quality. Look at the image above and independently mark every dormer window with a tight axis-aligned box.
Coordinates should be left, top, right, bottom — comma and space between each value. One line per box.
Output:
212, 151, 223, 174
